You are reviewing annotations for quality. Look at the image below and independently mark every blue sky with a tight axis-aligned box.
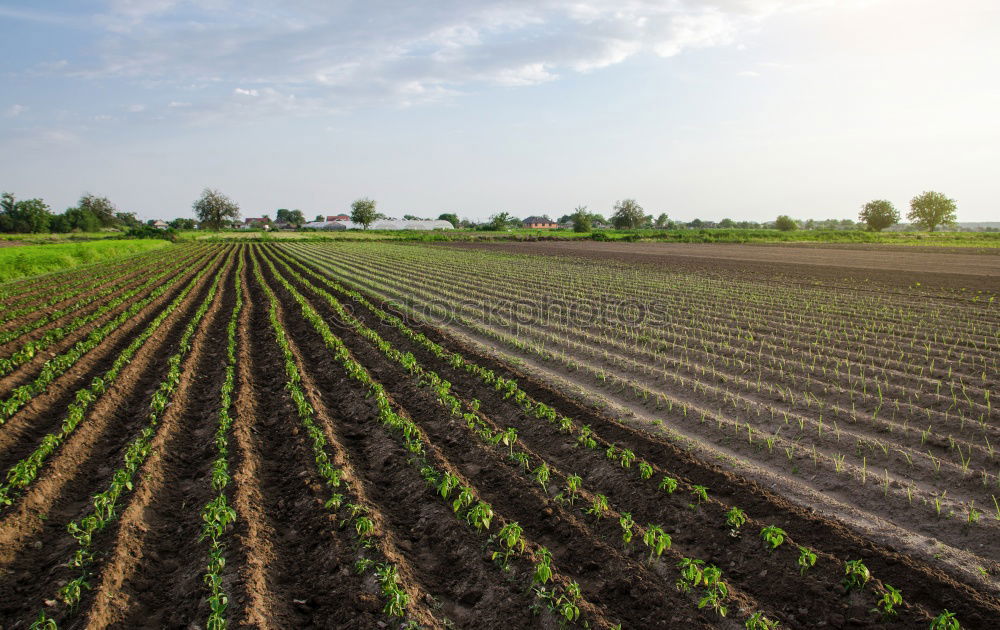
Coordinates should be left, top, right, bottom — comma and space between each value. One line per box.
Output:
1, 0, 997, 222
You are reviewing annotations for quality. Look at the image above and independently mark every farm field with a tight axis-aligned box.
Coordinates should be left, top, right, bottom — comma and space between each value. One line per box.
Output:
0, 242, 997, 629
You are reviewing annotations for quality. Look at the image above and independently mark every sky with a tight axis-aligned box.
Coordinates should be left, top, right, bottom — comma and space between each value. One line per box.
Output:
1, 0, 997, 223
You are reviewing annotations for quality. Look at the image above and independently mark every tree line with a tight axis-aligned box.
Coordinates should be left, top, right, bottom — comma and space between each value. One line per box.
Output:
0, 188, 961, 234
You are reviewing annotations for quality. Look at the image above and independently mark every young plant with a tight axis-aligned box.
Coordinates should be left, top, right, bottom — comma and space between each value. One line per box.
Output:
745, 611, 781, 629
690, 485, 709, 509
586, 494, 609, 519
564, 474, 582, 505
643, 524, 671, 563
659, 476, 678, 493
842, 559, 871, 593
760, 525, 786, 551
796, 546, 817, 575
533, 547, 553, 585
492, 521, 525, 570
618, 512, 636, 548
725, 507, 747, 536
929, 610, 960, 630
871, 584, 902, 618
532, 463, 551, 493
638, 461, 653, 479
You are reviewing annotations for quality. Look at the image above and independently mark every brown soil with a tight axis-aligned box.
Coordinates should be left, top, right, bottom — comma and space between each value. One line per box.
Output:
445, 241, 1000, 292
2, 242, 997, 630
0, 251, 228, 624
281, 247, 1000, 629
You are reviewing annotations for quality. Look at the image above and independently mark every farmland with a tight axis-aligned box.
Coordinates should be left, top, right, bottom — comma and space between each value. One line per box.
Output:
0, 242, 997, 629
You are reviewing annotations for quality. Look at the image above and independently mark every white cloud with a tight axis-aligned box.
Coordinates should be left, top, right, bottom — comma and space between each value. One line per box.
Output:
126, 103, 146, 112
5, 104, 27, 117
36, 1, 848, 115
167, 100, 191, 107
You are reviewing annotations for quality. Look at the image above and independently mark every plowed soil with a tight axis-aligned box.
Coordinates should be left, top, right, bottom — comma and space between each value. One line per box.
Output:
1, 241, 997, 630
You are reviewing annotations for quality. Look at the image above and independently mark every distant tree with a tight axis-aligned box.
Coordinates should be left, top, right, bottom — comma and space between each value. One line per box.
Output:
774, 215, 798, 231
350, 197, 378, 229
77, 193, 118, 227
571, 205, 592, 233
487, 212, 518, 231
859, 199, 900, 232
0, 193, 52, 233
908, 191, 957, 232
611, 199, 644, 230
62, 207, 101, 232
314, 214, 324, 222
169, 217, 197, 230
115, 211, 142, 228
193, 188, 240, 231
285, 209, 305, 227
688, 218, 704, 229
275, 208, 290, 222
652, 213, 670, 229
718, 218, 736, 229
438, 213, 460, 228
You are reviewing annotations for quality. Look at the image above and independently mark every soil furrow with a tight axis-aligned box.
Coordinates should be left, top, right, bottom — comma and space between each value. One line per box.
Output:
0, 250, 218, 476
285, 248, 1000, 629
80, 252, 236, 628
255, 249, 558, 629
0, 251, 229, 626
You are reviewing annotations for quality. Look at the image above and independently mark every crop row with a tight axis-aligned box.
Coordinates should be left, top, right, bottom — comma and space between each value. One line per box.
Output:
0, 249, 222, 424
29, 249, 233, 627
287, 244, 999, 545
270, 244, 978, 628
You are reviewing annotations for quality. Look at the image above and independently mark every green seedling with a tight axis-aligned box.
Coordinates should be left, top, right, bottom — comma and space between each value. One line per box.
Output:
760, 525, 786, 551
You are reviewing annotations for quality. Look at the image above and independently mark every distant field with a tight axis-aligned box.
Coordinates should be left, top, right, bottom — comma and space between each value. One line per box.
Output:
186, 227, 1000, 247
0, 239, 171, 282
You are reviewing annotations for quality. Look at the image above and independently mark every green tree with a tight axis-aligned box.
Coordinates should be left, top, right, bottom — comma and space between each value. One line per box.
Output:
169, 217, 197, 230
351, 197, 378, 229
487, 212, 517, 231
859, 200, 900, 232
0, 193, 52, 233
438, 213, 460, 228
611, 199, 644, 229
193, 188, 240, 231
572, 205, 592, 233
314, 214, 324, 222
115, 211, 142, 228
774, 215, 798, 231
62, 207, 101, 232
77, 193, 118, 227
286, 209, 305, 227
688, 218, 704, 229
654, 213, 672, 229
719, 218, 736, 228
908, 191, 957, 232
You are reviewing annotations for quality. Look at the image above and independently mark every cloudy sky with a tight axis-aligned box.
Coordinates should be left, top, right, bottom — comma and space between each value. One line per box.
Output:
1, 0, 997, 222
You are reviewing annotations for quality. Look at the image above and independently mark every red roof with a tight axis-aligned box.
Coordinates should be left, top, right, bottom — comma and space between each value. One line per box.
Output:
327, 214, 350, 221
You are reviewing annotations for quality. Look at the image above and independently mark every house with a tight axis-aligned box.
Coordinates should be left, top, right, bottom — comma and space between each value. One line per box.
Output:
272, 221, 293, 230
149, 220, 169, 230
523, 216, 559, 229
327, 214, 350, 222
243, 217, 268, 228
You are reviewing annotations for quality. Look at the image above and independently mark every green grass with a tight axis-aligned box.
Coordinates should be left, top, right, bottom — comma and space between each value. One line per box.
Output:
0, 239, 172, 283
0, 232, 127, 244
